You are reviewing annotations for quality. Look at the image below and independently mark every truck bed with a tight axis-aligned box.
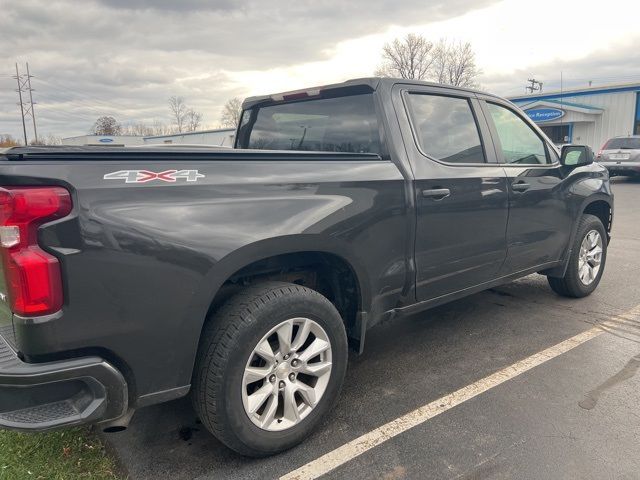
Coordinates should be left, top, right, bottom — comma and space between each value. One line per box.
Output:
0, 144, 407, 405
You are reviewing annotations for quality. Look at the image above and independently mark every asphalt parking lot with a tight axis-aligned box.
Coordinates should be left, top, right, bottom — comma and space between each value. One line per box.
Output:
104, 177, 640, 480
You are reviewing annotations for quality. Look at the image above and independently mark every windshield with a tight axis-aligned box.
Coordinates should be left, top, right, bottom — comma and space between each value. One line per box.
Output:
237, 94, 380, 154
604, 137, 640, 149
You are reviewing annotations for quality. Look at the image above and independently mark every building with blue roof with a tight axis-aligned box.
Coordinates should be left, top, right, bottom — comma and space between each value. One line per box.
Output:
509, 82, 640, 150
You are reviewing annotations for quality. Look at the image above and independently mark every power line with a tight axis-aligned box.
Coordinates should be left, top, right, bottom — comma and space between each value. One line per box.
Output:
4, 69, 172, 137
36, 78, 159, 113
37, 100, 123, 120
34, 78, 170, 130
501, 73, 640, 96
37, 80, 130, 111
23, 79, 138, 128
33, 106, 103, 124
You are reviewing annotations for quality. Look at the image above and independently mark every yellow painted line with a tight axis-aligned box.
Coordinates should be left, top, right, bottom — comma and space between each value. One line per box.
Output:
281, 304, 640, 480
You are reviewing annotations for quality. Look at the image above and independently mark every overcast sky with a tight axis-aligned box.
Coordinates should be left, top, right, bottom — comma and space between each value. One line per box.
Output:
1, 0, 639, 141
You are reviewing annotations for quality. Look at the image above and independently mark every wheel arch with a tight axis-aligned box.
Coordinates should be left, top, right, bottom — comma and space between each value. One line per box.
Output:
582, 198, 613, 241
571, 195, 613, 249
546, 194, 613, 278
189, 235, 372, 362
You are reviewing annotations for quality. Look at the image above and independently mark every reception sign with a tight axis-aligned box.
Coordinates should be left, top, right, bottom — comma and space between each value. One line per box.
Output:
525, 108, 565, 123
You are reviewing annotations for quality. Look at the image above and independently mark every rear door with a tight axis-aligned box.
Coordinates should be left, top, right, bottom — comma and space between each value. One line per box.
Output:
478, 98, 573, 273
394, 85, 509, 301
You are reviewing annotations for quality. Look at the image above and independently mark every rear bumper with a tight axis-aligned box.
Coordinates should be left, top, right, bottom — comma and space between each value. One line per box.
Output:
600, 161, 640, 176
0, 333, 128, 431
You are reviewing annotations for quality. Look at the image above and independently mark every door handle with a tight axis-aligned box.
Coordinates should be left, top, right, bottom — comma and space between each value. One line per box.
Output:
422, 188, 451, 200
482, 178, 502, 185
512, 182, 530, 192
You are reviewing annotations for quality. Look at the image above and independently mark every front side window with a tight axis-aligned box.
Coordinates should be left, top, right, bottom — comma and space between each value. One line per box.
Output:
487, 103, 550, 164
238, 94, 380, 154
406, 93, 486, 164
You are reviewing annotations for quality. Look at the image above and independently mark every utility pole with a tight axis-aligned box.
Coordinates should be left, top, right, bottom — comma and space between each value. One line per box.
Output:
13, 63, 39, 145
525, 78, 543, 94
14, 63, 28, 146
25, 63, 38, 144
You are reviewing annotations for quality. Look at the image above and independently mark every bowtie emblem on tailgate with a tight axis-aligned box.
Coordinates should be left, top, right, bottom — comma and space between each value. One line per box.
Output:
104, 170, 205, 183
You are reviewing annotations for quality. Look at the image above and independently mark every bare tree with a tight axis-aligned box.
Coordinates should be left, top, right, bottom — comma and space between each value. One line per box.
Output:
185, 109, 203, 132
169, 96, 204, 133
375, 33, 435, 80
433, 39, 481, 88
376, 34, 481, 88
150, 120, 173, 136
169, 96, 187, 133
92, 116, 121, 136
220, 97, 242, 129
102, 120, 182, 137
29, 134, 62, 146
120, 122, 155, 136
0, 134, 20, 147
45, 134, 62, 145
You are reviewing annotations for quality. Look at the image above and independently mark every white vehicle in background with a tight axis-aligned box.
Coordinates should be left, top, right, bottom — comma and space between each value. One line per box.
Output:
597, 136, 640, 178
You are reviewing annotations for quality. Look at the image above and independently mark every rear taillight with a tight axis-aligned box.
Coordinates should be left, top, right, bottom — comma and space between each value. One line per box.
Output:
596, 141, 609, 159
0, 187, 72, 316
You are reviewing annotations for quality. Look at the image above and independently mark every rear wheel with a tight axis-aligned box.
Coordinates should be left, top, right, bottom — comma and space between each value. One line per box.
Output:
547, 214, 607, 298
192, 281, 348, 457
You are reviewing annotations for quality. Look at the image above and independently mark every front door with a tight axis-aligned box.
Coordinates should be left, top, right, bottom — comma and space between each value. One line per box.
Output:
479, 99, 573, 273
397, 87, 509, 301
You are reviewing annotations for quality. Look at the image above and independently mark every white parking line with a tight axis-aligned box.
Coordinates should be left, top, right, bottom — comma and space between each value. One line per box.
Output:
281, 304, 640, 480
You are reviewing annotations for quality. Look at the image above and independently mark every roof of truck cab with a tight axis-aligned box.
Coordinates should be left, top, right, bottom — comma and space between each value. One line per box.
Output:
242, 77, 500, 109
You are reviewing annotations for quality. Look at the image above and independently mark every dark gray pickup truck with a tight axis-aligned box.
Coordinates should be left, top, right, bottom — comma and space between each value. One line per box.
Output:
0, 78, 613, 456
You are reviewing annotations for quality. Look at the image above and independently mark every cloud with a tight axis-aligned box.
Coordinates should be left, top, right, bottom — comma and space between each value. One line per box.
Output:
93, 0, 240, 11
0, 0, 495, 139
1, 0, 638, 141
3, 0, 494, 69
484, 37, 640, 97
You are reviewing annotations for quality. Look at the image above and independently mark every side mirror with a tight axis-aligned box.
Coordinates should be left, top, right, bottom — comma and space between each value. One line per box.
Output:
561, 145, 594, 167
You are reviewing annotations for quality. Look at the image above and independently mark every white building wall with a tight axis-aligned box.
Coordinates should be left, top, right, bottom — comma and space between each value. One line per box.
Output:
62, 135, 144, 146
560, 91, 636, 149
512, 85, 639, 150
143, 129, 235, 146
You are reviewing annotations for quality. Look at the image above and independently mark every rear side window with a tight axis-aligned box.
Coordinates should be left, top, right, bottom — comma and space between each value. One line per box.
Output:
487, 103, 550, 165
604, 137, 640, 149
406, 93, 486, 164
238, 94, 380, 153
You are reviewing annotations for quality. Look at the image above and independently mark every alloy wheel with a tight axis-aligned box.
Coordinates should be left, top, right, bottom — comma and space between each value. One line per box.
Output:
241, 317, 333, 431
578, 229, 603, 285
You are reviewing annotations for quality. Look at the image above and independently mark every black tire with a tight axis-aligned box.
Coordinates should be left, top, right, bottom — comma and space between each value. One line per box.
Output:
547, 214, 607, 298
192, 281, 348, 457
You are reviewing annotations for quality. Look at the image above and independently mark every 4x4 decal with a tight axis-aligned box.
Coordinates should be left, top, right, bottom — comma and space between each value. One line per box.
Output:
104, 170, 205, 183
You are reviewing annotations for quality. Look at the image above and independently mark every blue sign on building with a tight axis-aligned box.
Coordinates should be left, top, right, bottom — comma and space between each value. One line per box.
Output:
525, 108, 565, 123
